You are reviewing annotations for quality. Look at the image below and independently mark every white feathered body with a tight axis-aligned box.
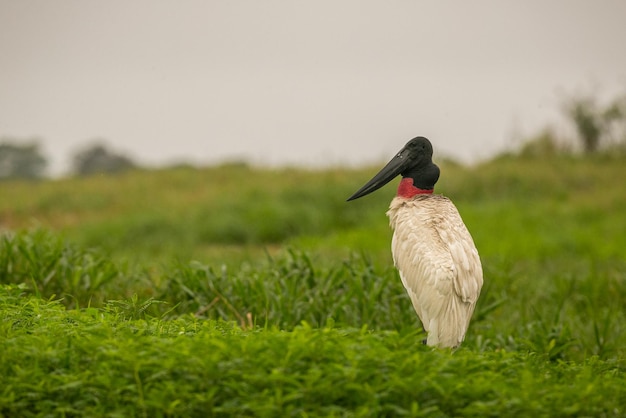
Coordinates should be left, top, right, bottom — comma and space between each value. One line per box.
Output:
387, 194, 483, 348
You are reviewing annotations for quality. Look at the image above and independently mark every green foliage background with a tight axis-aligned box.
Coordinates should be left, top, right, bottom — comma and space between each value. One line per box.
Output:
1, 153, 626, 416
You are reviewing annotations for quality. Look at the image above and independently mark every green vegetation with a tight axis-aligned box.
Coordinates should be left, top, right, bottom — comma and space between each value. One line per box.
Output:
0, 141, 47, 180
1, 153, 626, 416
2, 285, 625, 417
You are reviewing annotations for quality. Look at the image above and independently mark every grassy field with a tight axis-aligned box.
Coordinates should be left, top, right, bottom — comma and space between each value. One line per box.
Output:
1, 153, 626, 416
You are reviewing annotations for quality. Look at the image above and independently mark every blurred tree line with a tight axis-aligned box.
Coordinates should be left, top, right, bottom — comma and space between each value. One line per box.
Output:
0, 140, 136, 180
2, 92, 626, 180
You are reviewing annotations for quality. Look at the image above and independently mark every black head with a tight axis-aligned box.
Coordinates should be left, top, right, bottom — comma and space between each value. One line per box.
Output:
347, 136, 440, 201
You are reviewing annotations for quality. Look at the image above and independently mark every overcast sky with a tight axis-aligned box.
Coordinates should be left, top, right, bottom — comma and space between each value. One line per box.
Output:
1, 1, 626, 175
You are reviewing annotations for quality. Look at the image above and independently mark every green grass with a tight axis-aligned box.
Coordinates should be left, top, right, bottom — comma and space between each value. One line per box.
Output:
2, 285, 625, 417
1, 164, 373, 264
1, 154, 626, 416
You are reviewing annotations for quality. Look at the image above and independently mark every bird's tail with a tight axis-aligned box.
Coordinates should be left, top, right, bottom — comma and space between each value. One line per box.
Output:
426, 297, 475, 348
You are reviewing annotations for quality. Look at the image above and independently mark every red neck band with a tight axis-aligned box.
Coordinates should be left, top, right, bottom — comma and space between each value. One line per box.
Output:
397, 177, 433, 198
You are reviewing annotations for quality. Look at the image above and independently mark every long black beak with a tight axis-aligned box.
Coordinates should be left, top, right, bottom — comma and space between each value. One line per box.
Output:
347, 147, 412, 201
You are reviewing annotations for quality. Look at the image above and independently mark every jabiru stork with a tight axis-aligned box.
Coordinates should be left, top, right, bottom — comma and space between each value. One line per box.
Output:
347, 136, 482, 348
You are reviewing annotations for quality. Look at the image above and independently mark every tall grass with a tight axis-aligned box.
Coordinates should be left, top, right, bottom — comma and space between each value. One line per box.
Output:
1, 228, 625, 363
0, 229, 138, 308
160, 250, 418, 332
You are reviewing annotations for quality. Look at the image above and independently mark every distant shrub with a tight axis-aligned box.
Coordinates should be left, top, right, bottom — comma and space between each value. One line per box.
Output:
502, 92, 626, 159
0, 140, 47, 180
72, 142, 136, 176
563, 93, 626, 154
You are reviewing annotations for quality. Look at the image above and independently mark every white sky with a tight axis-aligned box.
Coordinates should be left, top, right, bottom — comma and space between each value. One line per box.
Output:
1, 1, 625, 175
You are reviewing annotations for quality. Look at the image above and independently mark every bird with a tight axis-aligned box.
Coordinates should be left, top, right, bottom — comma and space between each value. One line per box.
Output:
347, 136, 483, 348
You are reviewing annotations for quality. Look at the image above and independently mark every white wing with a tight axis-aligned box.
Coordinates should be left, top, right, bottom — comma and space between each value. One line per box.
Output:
387, 195, 483, 348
